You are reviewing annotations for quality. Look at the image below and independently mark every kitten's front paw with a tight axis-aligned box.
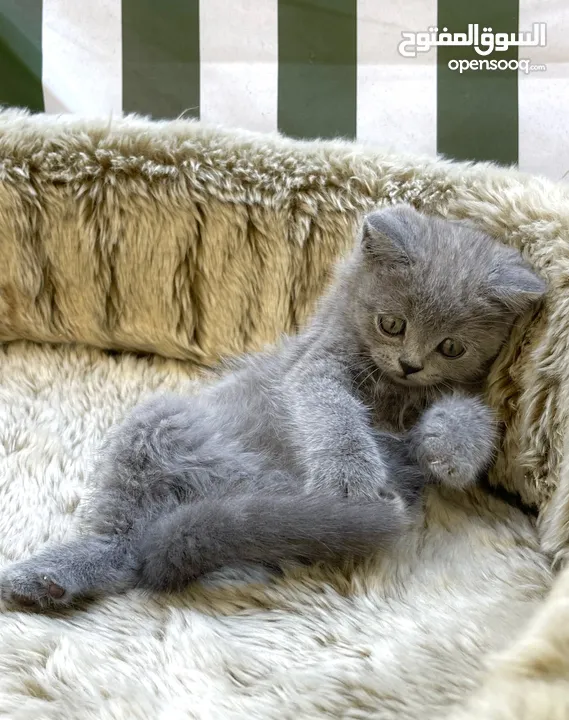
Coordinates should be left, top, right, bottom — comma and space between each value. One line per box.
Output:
0, 561, 70, 610
412, 395, 498, 489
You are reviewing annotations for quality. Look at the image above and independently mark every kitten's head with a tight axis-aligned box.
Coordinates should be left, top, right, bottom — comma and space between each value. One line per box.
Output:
348, 205, 546, 388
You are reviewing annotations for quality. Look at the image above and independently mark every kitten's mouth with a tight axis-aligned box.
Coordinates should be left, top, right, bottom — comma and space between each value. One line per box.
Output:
394, 375, 418, 386
390, 371, 427, 387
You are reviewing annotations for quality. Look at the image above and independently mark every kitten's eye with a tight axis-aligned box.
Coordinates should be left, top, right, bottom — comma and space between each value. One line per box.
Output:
438, 338, 465, 358
377, 315, 406, 336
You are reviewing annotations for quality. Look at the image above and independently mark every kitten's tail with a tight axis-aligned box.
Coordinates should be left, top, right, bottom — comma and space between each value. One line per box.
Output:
136, 493, 410, 592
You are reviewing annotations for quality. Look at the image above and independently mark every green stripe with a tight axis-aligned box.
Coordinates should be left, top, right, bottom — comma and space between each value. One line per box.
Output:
122, 0, 199, 119
0, 0, 43, 112
278, 0, 356, 139
437, 1, 519, 164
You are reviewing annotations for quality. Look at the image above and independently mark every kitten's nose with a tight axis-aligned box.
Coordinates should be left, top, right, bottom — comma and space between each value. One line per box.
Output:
399, 359, 423, 376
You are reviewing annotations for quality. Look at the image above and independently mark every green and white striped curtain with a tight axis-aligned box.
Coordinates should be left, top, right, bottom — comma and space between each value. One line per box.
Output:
1, 0, 567, 180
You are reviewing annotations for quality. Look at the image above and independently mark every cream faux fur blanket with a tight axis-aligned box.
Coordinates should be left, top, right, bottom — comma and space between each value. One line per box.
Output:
0, 110, 568, 719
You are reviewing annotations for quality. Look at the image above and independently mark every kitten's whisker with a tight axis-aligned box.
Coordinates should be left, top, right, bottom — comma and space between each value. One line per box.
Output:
356, 366, 381, 393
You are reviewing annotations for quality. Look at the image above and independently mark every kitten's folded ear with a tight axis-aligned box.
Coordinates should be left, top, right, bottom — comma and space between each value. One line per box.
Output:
360, 208, 411, 266
488, 254, 547, 313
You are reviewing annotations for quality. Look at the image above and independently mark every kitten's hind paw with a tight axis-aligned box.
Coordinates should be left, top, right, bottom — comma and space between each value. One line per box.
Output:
0, 562, 71, 610
0, 536, 137, 612
411, 395, 498, 489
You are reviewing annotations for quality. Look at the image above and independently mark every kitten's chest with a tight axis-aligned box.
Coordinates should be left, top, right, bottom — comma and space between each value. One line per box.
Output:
367, 385, 430, 433
371, 403, 422, 433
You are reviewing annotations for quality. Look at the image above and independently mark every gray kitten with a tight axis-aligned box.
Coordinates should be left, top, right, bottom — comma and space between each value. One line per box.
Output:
0, 205, 545, 609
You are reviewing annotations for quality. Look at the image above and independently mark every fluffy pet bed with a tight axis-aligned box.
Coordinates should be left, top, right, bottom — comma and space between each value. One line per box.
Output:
0, 110, 568, 719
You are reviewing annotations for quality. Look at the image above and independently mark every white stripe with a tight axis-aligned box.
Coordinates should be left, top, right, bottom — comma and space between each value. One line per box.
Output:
42, 0, 122, 116
199, 0, 278, 133
518, 1, 569, 180
357, 0, 437, 156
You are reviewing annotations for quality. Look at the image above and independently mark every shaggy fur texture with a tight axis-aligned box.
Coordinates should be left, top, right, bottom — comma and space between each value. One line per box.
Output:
0, 109, 567, 716
452, 560, 569, 720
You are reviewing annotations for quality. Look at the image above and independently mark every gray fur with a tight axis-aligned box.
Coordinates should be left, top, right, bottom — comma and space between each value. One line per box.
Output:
0, 205, 546, 609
